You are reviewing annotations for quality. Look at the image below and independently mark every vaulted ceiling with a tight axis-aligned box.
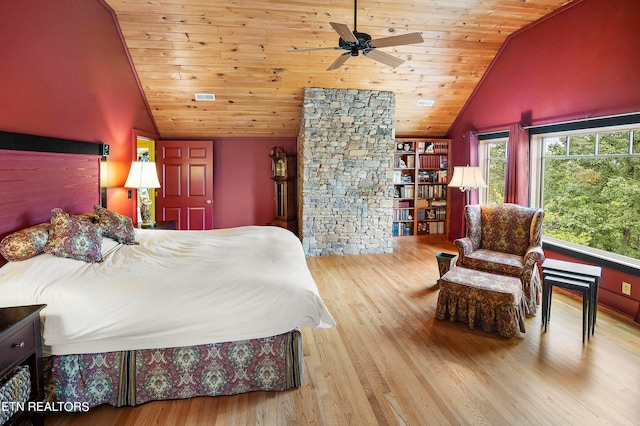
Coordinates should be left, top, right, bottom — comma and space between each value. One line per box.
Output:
104, 0, 573, 139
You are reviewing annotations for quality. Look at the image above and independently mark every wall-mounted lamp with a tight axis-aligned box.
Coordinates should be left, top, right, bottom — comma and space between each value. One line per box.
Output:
448, 166, 487, 205
124, 161, 161, 228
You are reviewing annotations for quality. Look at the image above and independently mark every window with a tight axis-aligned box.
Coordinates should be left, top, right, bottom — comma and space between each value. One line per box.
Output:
531, 125, 640, 261
479, 138, 507, 205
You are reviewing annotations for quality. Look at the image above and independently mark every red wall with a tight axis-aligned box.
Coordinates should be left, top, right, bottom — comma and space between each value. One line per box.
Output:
211, 137, 297, 229
448, 0, 640, 140
0, 1, 296, 233
445, 0, 640, 321
447, 0, 640, 240
0, 0, 157, 218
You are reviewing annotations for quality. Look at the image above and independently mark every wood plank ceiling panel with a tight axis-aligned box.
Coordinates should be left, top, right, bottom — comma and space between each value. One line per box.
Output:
105, 0, 573, 138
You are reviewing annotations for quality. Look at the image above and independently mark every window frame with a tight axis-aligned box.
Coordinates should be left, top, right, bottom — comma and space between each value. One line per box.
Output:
478, 136, 508, 205
530, 123, 640, 269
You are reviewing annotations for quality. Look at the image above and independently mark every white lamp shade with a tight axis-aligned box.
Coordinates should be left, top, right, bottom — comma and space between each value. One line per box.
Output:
124, 161, 161, 188
448, 166, 487, 190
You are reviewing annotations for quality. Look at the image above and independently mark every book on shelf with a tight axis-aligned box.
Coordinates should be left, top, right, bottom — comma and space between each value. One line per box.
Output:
398, 185, 414, 198
433, 142, 448, 154
418, 184, 447, 198
418, 170, 448, 183
393, 208, 413, 221
395, 171, 412, 183
416, 198, 429, 209
417, 221, 446, 235
429, 222, 446, 234
392, 221, 413, 237
394, 170, 413, 184
416, 207, 446, 221
417, 218, 447, 235
419, 154, 449, 169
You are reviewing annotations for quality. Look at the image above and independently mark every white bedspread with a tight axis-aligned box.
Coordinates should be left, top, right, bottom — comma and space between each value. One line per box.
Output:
0, 226, 335, 356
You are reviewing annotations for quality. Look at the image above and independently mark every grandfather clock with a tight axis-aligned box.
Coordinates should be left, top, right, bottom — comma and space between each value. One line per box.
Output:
269, 147, 297, 235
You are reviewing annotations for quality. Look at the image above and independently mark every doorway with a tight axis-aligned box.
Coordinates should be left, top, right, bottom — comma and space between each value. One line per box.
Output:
135, 136, 157, 223
155, 140, 214, 230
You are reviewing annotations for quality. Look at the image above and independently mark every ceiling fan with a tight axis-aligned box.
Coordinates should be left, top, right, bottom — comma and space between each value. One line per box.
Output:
289, 0, 424, 71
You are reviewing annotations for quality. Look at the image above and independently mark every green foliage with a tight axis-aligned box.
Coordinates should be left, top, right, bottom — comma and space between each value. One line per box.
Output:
488, 158, 505, 204
544, 152, 640, 260
487, 141, 507, 204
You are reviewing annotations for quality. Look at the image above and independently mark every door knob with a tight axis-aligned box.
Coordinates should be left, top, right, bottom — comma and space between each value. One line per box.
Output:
206, 200, 213, 204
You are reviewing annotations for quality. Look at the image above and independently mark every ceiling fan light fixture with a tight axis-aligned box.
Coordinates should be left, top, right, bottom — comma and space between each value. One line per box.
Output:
292, 1, 424, 71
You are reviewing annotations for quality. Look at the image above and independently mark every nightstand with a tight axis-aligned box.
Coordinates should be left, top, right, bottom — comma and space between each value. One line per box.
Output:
0, 304, 46, 426
149, 220, 177, 230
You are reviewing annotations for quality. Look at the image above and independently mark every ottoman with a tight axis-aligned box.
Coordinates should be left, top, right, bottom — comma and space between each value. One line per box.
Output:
436, 267, 526, 337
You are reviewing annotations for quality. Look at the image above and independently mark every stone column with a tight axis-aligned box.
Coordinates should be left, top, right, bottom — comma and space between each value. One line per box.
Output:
298, 88, 395, 256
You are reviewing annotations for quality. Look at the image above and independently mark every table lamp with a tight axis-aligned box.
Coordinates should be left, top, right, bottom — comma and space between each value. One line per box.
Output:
124, 161, 161, 228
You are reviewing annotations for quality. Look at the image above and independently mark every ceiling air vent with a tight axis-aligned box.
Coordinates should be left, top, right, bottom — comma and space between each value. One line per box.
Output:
195, 93, 215, 101
416, 99, 435, 107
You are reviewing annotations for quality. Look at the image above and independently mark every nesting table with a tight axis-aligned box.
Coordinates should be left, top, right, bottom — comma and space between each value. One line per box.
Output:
541, 258, 601, 342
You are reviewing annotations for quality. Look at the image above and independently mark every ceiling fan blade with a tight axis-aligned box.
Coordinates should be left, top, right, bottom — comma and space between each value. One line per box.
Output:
288, 46, 341, 52
327, 52, 351, 71
330, 22, 357, 43
369, 32, 424, 48
363, 49, 404, 68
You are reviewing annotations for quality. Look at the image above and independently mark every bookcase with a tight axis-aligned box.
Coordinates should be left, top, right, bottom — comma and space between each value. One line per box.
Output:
393, 138, 451, 238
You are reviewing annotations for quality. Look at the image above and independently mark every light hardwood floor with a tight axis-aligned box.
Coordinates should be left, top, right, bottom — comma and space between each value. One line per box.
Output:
47, 237, 640, 426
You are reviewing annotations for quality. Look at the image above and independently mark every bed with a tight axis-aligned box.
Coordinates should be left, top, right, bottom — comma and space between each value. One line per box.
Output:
0, 210, 335, 409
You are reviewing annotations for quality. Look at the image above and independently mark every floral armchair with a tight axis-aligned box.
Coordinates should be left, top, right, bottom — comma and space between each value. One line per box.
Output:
454, 203, 545, 315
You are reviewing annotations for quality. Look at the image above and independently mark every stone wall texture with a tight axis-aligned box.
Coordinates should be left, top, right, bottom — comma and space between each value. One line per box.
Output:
298, 87, 395, 256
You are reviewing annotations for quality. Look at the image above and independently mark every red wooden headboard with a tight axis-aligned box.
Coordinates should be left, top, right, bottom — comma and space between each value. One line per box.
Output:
0, 149, 100, 265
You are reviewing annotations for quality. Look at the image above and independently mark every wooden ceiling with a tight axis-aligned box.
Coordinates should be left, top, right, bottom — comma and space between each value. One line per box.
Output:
105, 0, 573, 139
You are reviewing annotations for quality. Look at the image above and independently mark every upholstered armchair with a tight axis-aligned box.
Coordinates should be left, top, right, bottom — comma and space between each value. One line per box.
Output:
454, 203, 545, 315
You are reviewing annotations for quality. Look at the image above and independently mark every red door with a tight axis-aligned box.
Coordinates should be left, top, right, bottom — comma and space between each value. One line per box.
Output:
156, 140, 214, 230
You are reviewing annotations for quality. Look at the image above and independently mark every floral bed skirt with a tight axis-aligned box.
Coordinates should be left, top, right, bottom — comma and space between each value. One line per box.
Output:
44, 330, 302, 410
436, 267, 526, 338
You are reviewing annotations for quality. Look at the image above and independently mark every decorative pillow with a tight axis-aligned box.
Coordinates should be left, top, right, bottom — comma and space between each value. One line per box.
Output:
73, 212, 97, 223
93, 205, 137, 245
0, 223, 50, 261
44, 208, 103, 263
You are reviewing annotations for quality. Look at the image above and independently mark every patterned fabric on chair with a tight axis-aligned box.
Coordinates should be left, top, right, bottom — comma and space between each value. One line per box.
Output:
454, 203, 545, 316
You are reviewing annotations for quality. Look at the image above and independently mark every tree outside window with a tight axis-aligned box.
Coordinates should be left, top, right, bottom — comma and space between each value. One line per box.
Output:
540, 128, 640, 260
479, 139, 507, 205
